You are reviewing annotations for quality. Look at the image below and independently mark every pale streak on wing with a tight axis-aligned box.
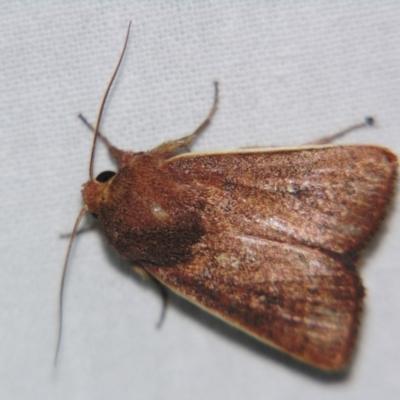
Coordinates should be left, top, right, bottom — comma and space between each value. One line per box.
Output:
144, 233, 364, 369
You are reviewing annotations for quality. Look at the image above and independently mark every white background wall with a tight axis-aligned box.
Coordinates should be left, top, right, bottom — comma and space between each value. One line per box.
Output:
1, 2, 399, 400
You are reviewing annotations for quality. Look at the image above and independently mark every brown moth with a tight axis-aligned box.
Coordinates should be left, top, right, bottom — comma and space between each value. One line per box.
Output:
59, 23, 397, 370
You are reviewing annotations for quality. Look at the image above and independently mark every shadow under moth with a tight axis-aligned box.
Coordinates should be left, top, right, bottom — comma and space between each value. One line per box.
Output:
59, 23, 397, 371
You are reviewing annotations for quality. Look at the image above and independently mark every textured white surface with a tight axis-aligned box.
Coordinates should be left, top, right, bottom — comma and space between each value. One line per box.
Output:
1, 3, 400, 400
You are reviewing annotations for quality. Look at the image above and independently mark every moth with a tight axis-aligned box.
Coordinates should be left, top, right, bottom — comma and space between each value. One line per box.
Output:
59, 23, 397, 370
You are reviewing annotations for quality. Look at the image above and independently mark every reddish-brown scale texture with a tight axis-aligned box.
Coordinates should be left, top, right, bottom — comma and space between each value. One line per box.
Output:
166, 146, 397, 256
146, 234, 364, 369
82, 143, 397, 370
83, 151, 206, 265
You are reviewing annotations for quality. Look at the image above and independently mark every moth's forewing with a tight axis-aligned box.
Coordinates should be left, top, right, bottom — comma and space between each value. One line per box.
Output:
142, 145, 397, 370
144, 234, 363, 370
165, 146, 397, 255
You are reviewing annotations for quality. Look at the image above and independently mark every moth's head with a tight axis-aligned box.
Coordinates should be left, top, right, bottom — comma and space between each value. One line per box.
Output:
82, 170, 117, 217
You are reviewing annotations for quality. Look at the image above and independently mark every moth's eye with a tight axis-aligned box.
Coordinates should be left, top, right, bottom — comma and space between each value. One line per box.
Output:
96, 171, 116, 183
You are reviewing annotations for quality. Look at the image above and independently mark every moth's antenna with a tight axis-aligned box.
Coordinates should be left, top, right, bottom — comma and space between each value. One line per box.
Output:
54, 206, 88, 367
89, 21, 132, 180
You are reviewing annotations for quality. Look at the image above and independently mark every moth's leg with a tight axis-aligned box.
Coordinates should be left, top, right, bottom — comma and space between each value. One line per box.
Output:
152, 278, 168, 329
154, 82, 219, 154
59, 220, 99, 239
78, 114, 125, 160
78, 114, 112, 149
132, 265, 168, 328
177, 81, 219, 150
306, 117, 374, 145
